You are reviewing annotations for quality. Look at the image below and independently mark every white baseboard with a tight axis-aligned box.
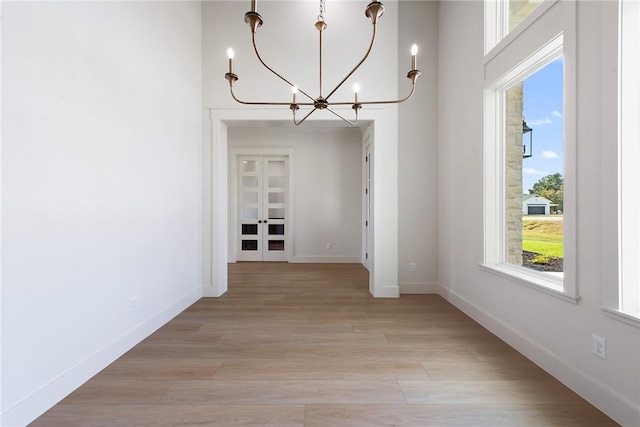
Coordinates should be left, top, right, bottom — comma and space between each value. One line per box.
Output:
0, 288, 201, 427
399, 282, 440, 294
290, 256, 361, 263
372, 284, 400, 298
202, 286, 227, 297
438, 284, 640, 427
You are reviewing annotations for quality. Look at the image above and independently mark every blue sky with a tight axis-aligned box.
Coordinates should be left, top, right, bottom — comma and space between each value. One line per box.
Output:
521, 57, 564, 193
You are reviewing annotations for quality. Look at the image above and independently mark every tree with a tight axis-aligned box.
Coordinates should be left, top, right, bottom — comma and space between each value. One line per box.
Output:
529, 173, 563, 211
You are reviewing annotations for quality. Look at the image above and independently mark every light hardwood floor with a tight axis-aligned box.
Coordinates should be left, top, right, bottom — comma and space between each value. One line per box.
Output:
31, 263, 618, 426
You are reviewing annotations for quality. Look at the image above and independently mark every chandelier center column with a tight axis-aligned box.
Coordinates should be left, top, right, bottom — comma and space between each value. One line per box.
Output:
316, 19, 328, 100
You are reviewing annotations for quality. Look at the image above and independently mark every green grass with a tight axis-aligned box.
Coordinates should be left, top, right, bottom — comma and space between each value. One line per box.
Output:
530, 253, 552, 264
522, 219, 564, 258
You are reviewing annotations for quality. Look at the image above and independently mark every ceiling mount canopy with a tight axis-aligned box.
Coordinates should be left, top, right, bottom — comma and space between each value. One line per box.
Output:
224, 0, 421, 126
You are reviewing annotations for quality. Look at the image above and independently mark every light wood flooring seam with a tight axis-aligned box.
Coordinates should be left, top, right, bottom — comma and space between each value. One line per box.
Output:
30, 262, 618, 426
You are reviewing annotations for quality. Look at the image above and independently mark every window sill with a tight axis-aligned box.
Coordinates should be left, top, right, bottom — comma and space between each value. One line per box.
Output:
480, 263, 579, 304
603, 307, 640, 328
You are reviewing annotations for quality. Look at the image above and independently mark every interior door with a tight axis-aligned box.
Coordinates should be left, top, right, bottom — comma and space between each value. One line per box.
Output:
238, 157, 262, 261
262, 157, 288, 261
237, 156, 288, 262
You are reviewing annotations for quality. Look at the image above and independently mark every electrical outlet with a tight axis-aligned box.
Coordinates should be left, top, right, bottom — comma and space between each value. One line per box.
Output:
130, 296, 139, 312
410, 263, 417, 272
592, 334, 606, 360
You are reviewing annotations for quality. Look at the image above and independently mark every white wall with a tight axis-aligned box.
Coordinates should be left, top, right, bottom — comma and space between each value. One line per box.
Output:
228, 126, 362, 262
1, 2, 202, 425
398, 1, 439, 293
438, 1, 640, 425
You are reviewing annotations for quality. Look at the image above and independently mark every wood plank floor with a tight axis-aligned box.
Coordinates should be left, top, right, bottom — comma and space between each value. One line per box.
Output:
31, 263, 618, 426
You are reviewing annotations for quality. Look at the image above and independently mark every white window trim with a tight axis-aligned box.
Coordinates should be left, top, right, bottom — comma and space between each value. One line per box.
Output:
618, 0, 640, 320
600, 0, 640, 326
483, 1, 578, 303
603, 307, 640, 328
601, 0, 640, 327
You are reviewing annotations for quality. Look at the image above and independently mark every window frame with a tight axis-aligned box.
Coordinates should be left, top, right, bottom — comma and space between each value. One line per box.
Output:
618, 0, 640, 319
602, 0, 640, 326
482, 0, 578, 303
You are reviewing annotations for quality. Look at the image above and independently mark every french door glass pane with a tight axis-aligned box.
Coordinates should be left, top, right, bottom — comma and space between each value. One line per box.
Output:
268, 240, 285, 251
268, 208, 285, 219
268, 192, 285, 204
242, 224, 258, 235
242, 192, 259, 204
241, 208, 259, 220
268, 176, 285, 188
242, 240, 258, 250
268, 224, 285, 235
242, 176, 259, 188
268, 160, 285, 175
242, 160, 258, 172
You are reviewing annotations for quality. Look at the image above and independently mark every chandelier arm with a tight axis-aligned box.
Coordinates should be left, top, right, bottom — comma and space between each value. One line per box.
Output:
251, 33, 316, 103
229, 85, 314, 106
324, 23, 377, 101
293, 108, 318, 126
328, 81, 417, 106
326, 107, 359, 126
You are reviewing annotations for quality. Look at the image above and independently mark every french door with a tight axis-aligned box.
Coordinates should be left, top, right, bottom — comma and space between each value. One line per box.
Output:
237, 155, 288, 262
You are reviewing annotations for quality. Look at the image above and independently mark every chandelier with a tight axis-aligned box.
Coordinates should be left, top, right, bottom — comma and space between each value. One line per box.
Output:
224, 0, 421, 126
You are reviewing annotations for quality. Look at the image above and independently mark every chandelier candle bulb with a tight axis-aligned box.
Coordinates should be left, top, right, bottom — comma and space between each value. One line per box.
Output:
292, 86, 298, 103
411, 44, 418, 70
227, 48, 234, 74
353, 83, 360, 103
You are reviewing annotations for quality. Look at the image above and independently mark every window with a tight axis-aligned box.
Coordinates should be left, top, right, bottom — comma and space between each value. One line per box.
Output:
505, 58, 564, 277
485, 0, 558, 54
617, 0, 639, 319
483, 0, 577, 302
508, 0, 543, 32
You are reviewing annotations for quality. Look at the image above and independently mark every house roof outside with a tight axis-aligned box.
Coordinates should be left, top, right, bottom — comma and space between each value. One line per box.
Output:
522, 194, 553, 204
522, 194, 559, 206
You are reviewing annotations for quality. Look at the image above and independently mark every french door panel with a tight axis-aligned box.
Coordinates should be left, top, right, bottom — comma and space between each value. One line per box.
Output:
238, 157, 263, 261
263, 158, 287, 261
237, 156, 288, 262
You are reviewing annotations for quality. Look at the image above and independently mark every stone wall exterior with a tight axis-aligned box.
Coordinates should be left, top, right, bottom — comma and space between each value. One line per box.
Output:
505, 83, 524, 265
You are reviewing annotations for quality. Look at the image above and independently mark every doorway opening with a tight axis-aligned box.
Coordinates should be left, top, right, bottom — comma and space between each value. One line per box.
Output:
206, 111, 398, 298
